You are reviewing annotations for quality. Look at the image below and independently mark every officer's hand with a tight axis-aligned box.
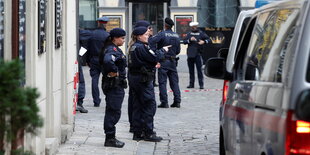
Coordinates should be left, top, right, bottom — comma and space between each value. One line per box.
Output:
190, 37, 197, 41
163, 45, 172, 52
155, 63, 161, 68
108, 72, 118, 77
198, 40, 205, 45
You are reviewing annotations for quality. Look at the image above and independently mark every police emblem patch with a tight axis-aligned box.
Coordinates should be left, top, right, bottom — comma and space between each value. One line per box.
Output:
113, 47, 117, 51
111, 55, 116, 61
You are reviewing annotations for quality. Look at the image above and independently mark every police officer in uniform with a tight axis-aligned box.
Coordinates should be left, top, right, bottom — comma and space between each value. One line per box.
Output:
128, 20, 153, 132
149, 17, 181, 108
76, 29, 93, 113
99, 28, 127, 148
88, 16, 110, 107
183, 22, 211, 89
128, 26, 170, 142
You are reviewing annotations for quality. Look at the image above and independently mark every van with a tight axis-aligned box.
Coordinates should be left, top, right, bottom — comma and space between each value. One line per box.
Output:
219, 9, 255, 125
205, 0, 310, 154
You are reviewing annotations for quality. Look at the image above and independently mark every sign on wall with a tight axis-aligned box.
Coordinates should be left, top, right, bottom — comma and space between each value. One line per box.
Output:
105, 16, 122, 32
174, 15, 193, 39
19, 0, 26, 61
0, 0, 4, 59
55, 0, 62, 48
38, 0, 47, 54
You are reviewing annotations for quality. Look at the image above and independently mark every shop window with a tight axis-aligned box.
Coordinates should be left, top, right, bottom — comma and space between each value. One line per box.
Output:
79, 0, 97, 29
132, 2, 163, 34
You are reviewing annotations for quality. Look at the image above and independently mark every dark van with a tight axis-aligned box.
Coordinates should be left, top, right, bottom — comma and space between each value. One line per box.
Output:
206, 0, 310, 154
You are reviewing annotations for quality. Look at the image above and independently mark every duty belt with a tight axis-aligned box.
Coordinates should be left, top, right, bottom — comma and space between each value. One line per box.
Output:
165, 56, 176, 60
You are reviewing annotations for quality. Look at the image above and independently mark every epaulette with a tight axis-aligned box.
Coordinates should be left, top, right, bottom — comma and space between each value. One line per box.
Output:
130, 46, 136, 51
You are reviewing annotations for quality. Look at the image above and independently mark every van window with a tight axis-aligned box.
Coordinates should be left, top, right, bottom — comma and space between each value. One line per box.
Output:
244, 9, 300, 82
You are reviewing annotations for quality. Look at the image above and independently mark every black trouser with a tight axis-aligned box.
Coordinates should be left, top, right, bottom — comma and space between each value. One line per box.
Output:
77, 63, 85, 106
128, 73, 156, 134
187, 55, 204, 87
103, 87, 125, 136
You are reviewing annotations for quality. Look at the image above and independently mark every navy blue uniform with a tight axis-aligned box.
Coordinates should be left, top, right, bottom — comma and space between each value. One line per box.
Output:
183, 30, 211, 88
101, 45, 127, 136
87, 28, 109, 106
78, 29, 93, 106
128, 40, 165, 134
149, 29, 181, 105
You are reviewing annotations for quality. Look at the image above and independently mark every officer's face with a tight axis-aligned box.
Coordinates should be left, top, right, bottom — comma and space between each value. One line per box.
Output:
147, 26, 153, 36
191, 26, 198, 31
138, 32, 149, 44
113, 36, 125, 46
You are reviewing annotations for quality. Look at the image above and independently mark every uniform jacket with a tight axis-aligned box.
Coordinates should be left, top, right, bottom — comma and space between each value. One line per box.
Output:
102, 44, 127, 80
128, 40, 165, 71
183, 30, 211, 58
88, 28, 110, 63
149, 29, 181, 58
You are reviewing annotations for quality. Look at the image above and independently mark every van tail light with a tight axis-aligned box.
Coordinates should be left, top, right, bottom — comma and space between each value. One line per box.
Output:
222, 80, 229, 104
286, 111, 310, 155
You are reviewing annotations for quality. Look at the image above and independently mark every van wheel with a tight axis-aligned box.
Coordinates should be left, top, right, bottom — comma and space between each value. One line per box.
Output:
220, 128, 225, 155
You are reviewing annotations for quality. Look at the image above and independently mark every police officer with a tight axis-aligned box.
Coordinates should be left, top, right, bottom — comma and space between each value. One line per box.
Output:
128, 26, 169, 142
149, 17, 181, 108
183, 22, 211, 89
76, 29, 93, 113
99, 28, 127, 148
128, 20, 153, 132
87, 16, 110, 107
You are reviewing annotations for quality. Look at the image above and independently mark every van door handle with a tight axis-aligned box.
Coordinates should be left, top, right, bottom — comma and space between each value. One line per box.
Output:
234, 89, 244, 94
255, 105, 275, 111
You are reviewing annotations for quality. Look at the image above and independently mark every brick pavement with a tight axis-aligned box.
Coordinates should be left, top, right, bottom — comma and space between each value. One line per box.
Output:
57, 63, 223, 155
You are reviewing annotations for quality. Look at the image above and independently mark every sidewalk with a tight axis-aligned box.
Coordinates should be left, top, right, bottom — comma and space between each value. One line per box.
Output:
57, 65, 222, 155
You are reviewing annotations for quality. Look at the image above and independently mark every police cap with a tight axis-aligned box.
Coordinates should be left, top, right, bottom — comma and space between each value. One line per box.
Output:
189, 22, 199, 27
134, 20, 150, 28
132, 26, 148, 36
97, 16, 109, 22
165, 17, 174, 27
110, 28, 126, 37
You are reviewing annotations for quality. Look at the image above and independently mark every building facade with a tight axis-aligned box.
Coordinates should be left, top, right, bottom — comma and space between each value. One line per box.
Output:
79, 0, 246, 53
1, 0, 78, 154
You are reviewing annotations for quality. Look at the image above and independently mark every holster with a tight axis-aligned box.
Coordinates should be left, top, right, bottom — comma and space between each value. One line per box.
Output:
140, 67, 154, 83
102, 77, 127, 90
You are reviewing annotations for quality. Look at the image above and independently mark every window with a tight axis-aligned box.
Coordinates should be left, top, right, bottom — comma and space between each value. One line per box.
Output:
244, 9, 299, 82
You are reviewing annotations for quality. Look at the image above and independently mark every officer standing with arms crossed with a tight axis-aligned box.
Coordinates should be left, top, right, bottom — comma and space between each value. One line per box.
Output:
149, 17, 181, 108
99, 28, 127, 148
128, 26, 170, 142
87, 16, 110, 107
182, 22, 211, 89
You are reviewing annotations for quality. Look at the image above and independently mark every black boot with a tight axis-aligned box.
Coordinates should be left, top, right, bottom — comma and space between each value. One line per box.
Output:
133, 132, 144, 141
76, 105, 88, 113
187, 85, 194, 88
129, 127, 134, 133
144, 132, 162, 142
158, 102, 169, 108
104, 137, 125, 148
170, 102, 180, 108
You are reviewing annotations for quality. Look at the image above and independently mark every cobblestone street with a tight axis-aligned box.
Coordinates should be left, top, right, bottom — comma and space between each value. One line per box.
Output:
57, 56, 223, 155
